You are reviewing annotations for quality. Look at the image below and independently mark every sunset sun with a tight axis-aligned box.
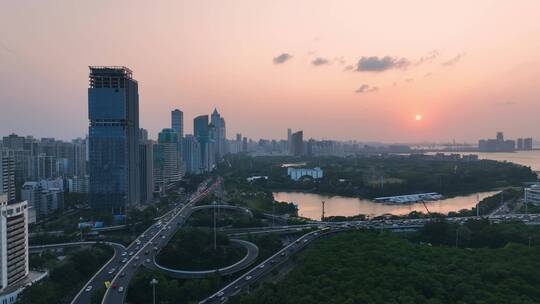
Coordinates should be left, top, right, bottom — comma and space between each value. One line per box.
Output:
415, 114, 423, 121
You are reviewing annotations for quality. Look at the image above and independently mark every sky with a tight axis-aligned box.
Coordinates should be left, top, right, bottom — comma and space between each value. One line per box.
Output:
1, 0, 539, 143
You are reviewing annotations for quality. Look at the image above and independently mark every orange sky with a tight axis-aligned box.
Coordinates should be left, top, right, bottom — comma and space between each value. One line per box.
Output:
1, 0, 539, 142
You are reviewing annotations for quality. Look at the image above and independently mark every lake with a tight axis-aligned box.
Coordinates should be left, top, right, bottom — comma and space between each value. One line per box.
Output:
273, 191, 499, 220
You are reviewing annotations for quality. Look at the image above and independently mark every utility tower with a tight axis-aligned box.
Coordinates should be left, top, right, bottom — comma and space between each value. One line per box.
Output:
321, 201, 326, 221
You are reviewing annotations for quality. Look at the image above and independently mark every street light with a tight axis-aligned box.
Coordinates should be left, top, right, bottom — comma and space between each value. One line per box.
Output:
150, 278, 158, 304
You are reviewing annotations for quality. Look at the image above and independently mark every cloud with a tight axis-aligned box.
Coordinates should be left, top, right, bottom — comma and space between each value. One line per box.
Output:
416, 50, 439, 65
273, 53, 293, 64
441, 53, 465, 66
355, 84, 379, 94
356, 56, 410, 72
334, 56, 346, 65
312, 57, 330, 66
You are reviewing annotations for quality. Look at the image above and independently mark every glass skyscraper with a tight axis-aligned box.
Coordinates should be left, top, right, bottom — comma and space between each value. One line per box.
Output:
88, 66, 140, 211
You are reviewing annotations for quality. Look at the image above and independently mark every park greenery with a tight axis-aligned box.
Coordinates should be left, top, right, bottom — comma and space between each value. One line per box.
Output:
188, 208, 265, 228
157, 228, 246, 271
128, 234, 285, 304
233, 222, 540, 304
19, 245, 113, 304
219, 154, 536, 199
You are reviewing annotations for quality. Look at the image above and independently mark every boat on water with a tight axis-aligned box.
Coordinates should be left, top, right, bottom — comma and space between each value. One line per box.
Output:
374, 192, 443, 204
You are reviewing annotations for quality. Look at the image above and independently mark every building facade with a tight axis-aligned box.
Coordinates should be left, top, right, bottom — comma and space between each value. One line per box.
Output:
525, 184, 540, 206
154, 129, 181, 192
0, 195, 29, 291
87, 66, 140, 211
0, 153, 15, 202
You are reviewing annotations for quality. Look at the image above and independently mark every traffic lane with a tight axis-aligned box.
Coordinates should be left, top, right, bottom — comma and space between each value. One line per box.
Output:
103, 182, 217, 303
103, 203, 196, 303
74, 244, 125, 304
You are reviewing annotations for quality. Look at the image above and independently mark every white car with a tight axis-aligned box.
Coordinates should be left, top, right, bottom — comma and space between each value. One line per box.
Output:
85, 286, 93, 292
118, 286, 124, 293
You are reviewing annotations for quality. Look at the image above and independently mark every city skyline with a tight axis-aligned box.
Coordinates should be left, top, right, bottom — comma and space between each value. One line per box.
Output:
1, 1, 540, 142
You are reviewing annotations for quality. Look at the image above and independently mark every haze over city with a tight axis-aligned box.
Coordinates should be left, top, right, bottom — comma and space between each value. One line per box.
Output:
1, 0, 540, 142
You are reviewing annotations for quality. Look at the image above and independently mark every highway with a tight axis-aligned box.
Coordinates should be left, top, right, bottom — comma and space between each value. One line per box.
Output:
69, 178, 220, 304
100, 178, 222, 304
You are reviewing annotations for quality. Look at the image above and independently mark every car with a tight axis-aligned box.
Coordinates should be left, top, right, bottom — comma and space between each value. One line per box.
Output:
280, 252, 286, 256
145, 250, 149, 255
245, 276, 252, 281
129, 252, 134, 256
85, 286, 93, 292
121, 252, 127, 257
303, 239, 308, 243
111, 284, 117, 289
135, 256, 140, 260
120, 272, 125, 277
259, 264, 265, 269
121, 258, 127, 263
270, 260, 275, 264
161, 235, 166, 239
217, 292, 224, 297
145, 259, 151, 263
153, 246, 158, 251
118, 286, 124, 293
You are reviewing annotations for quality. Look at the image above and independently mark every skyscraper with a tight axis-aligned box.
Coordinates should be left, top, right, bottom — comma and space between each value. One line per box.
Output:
88, 66, 140, 211
171, 109, 184, 140
139, 129, 154, 204
154, 129, 181, 192
287, 128, 292, 155
0, 151, 16, 202
171, 109, 184, 161
182, 135, 201, 174
194, 115, 212, 172
291, 131, 305, 156
211, 108, 226, 159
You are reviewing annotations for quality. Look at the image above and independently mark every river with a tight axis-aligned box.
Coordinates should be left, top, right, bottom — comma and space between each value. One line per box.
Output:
273, 191, 499, 220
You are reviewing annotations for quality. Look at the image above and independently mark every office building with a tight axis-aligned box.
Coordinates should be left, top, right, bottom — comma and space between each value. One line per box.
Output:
0, 152, 16, 202
88, 66, 140, 211
287, 128, 292, 155
171, 109, 184, 159
478, 132, 515, 152
154, 129, 181, 192
211, 109, 226, 159
139, 129, 154, 204
182, 135, 201, 174
72, 138, 87, 177
290, 131, 305, 156
517, 137, 534, 151
0, 195, 29, 291
194, 115, 214, 172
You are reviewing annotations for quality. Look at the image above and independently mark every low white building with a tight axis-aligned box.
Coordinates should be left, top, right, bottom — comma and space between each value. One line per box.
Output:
287, 167, 324, 181
525, 184, 540, 206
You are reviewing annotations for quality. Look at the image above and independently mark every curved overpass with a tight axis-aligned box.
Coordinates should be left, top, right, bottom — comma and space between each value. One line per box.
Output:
149, 239, 259, 279
191, 204, 253, 218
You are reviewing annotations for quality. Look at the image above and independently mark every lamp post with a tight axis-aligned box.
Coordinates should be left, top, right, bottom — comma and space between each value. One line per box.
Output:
150, 278, 158, 304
